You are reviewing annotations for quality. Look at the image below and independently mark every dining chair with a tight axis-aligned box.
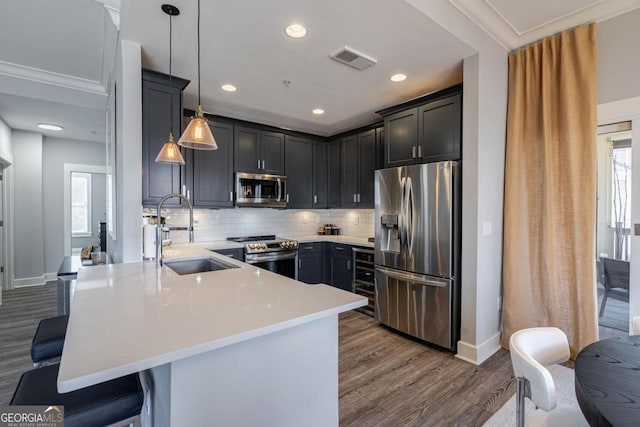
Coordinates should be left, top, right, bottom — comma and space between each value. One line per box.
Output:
510, 327, 589, 427
599, 257, 630, 317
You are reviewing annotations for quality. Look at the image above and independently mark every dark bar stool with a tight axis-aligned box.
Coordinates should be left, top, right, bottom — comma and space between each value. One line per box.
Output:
31, 315, 69, 367
11, 364, 143, 427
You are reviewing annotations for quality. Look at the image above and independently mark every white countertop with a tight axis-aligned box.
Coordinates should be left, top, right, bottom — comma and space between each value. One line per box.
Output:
58, 245, 366, 392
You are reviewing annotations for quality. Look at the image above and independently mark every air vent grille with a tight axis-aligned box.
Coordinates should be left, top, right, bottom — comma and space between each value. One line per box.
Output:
330, 46, 377, 71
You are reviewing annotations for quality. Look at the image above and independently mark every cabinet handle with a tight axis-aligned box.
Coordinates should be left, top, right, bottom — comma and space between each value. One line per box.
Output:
347, 260, 351, 270
186, 190, 190, 200
182, 184, 187, 197
335, 246, 344, 251
299, 259, 302, 269
417, 146, 422, 158
262, 160, 265, 170
314, 195, 318, 204
357, 193, 361, 203
257, 159, 261, 170
412, 146, 417, 159
227, 254, 235, 258
353, 194, 357, 203
286, 194, 290, 203
230, 191, 233, 202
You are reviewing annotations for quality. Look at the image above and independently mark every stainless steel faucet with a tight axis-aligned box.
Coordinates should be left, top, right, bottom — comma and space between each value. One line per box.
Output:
156, 193, 194, 267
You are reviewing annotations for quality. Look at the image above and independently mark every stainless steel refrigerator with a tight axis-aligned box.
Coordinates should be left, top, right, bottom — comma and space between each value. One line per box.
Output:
374, 161, 460, 350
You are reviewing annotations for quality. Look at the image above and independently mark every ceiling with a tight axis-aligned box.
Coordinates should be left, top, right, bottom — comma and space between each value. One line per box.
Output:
0, 0, 638, 143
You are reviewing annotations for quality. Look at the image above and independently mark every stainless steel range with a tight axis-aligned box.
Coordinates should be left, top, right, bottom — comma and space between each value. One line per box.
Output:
227, 235, 298, 279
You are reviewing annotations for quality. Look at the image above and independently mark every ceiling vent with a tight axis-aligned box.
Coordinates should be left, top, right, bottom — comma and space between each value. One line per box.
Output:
330, 46, 377, 71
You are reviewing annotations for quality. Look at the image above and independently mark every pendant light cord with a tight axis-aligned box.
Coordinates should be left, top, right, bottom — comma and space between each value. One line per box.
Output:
168, 12, 174, 134
197, 0, 201, 106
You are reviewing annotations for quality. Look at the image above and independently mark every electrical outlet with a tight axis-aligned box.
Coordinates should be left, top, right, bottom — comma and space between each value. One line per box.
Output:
497, 296, 502, 311
353, 215, 360, 225
482, 221, 492, 236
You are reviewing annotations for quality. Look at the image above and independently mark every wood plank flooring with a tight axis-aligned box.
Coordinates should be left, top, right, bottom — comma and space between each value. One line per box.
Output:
0, 282, 57, 404
0, 283, 621, 426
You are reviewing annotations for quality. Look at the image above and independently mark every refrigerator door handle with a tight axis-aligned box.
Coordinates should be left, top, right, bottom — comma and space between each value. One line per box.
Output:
399, 176, 406, 248
406, 177, 414, 254
375, 266, 448, 288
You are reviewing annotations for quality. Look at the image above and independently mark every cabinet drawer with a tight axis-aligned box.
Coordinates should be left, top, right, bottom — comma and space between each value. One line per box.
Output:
211, 248, 244, 260
330, 243, 351, 254
298, 242, 322, 252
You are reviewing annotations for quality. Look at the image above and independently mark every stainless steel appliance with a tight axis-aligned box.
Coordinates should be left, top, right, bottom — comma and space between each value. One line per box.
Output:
235, 173, 287, 208
227, 235, 298, 279
374, 161, 460, 350
352, 247, 375, 316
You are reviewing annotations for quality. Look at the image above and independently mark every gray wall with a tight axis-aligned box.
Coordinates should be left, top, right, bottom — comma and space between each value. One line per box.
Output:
598, 9, 640, 105
71, 172, 106, 250
0, 117, 13, 164
12, 131, 44, 282
42, 137, 105, 273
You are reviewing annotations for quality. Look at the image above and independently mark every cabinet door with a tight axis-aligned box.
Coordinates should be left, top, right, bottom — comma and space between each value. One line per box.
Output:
298, 251, 323, 284
330, 252, 352, 291
418, 94, 461, 162
285, 135, 313, 208
384, 108, 418, 168
340, 136, 359, 208
261, 131, 285, 175
212, 248, 244, 260
375, 126, 385, 170
312, 142, 328, 208
234, 126, 261, 173
142, 80, 183, 206
357, 130, 376, 208
327, 140, 341, 208
191, 121, 234, 208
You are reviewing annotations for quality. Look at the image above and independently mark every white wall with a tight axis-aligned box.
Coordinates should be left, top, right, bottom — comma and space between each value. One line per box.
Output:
42, 137, 105, 272
598, 8, 640, 105
108, 39, 142, 263
12, 130, 45, 285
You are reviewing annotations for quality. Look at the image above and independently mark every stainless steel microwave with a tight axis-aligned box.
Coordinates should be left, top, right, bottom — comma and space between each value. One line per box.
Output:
235, 172, 287, 208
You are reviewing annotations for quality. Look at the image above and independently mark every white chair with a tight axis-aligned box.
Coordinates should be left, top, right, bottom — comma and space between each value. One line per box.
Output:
509, 327, 588, 427
632, 316, 640, 335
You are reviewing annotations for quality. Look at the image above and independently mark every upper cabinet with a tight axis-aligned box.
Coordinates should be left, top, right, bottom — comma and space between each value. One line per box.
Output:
340, 129, 376, 208
379, 85, 462, 168
187, 119, 234, 208
284, 135, 313, 208
234, 126, 284, 175
141, 69, 189, 207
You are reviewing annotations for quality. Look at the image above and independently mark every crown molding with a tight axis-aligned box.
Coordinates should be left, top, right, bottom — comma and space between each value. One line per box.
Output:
0, 61, 105, 95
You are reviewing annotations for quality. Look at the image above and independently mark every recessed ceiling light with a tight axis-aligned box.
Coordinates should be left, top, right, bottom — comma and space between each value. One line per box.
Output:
285, 23, 307, 38
38, 123, 63, 131
312, 108, 324, 115
221, 84, 237, 92
390, 73, 407, 82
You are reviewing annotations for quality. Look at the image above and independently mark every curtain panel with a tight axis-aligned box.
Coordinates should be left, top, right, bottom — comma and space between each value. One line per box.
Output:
502, 23, 598, 358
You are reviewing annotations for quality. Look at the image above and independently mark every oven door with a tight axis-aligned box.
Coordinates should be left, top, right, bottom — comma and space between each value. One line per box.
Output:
244, 251, 298, 279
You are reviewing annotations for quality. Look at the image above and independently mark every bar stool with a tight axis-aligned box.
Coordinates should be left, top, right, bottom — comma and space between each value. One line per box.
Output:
11, 363, 143, 427
31, 315, 69, 367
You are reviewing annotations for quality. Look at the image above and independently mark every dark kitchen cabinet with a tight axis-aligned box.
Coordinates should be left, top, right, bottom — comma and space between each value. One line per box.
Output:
312, 142, 328, 208
327, 140, 341, 208
285, 135, 313, 208
187, 120, 234, 208
297, 242, 324, 284
328, 243, 352, 292
211, 248, 244, 260
380, 85, 462, 168
142, 69, 189, 206
234, 126, 284, 175
340, 129, 375, 208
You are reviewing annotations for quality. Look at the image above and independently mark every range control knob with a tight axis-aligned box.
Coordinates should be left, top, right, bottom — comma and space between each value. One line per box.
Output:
261, 243, 267, 250
248, 243, 255, 250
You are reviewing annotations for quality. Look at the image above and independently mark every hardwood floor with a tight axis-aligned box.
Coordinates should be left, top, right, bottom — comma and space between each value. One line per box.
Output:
339, 311, 514, 426
4, 284, 613, 426
0, 282, 57, 404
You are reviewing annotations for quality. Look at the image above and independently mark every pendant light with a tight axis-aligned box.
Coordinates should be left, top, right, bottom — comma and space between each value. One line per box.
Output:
178, 0, 217, 150
155, 4, 186, 165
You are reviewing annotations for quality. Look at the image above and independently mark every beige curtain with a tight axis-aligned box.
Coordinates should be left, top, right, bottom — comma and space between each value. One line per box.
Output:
502, 23, 598, 359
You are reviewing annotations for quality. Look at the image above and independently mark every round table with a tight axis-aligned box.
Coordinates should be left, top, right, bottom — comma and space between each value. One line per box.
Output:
575, 335, 640, 426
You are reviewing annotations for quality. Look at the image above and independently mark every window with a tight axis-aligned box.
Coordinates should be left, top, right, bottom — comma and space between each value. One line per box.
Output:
71, 172, 92, 236
610, 139, 632, 260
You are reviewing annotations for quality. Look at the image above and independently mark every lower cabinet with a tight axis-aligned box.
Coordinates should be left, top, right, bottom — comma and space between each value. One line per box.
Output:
297, 242, 324, 284
211, 248, 244, 260
328, 243, 352, 292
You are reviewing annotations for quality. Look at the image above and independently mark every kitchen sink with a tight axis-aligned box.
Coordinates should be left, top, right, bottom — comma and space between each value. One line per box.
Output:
164, 257, 239, 275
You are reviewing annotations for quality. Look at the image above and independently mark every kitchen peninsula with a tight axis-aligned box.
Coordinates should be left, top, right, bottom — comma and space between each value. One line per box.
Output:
57, 244, 366, 427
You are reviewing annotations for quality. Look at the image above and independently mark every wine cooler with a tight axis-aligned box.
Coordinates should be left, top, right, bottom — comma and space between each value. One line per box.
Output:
352, 247, 375, 316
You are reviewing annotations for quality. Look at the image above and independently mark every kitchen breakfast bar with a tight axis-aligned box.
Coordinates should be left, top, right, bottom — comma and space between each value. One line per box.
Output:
57, 245, 366, 427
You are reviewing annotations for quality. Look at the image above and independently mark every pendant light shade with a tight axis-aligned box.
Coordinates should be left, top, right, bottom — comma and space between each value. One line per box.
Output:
178, 105, 217, 150
178, 0, 217, 150
155, 132, 185, 164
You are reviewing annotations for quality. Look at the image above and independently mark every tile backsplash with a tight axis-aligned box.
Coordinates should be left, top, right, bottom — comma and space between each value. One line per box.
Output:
144, 207, 375, 243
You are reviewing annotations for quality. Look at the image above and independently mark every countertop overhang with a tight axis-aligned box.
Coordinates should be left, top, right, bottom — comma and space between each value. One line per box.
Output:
58, 244, 366, 392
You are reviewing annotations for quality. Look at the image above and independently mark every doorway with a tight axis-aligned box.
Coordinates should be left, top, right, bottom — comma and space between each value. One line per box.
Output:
596, 122, 632, 336
63, 164, 107, 256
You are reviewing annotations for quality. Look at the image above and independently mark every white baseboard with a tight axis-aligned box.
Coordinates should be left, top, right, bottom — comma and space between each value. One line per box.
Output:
455, 331, 502, 365
14, 272, 58, 288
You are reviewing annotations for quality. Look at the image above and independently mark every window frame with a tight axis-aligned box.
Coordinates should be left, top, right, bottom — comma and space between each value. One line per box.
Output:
71, 172, 92, 237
